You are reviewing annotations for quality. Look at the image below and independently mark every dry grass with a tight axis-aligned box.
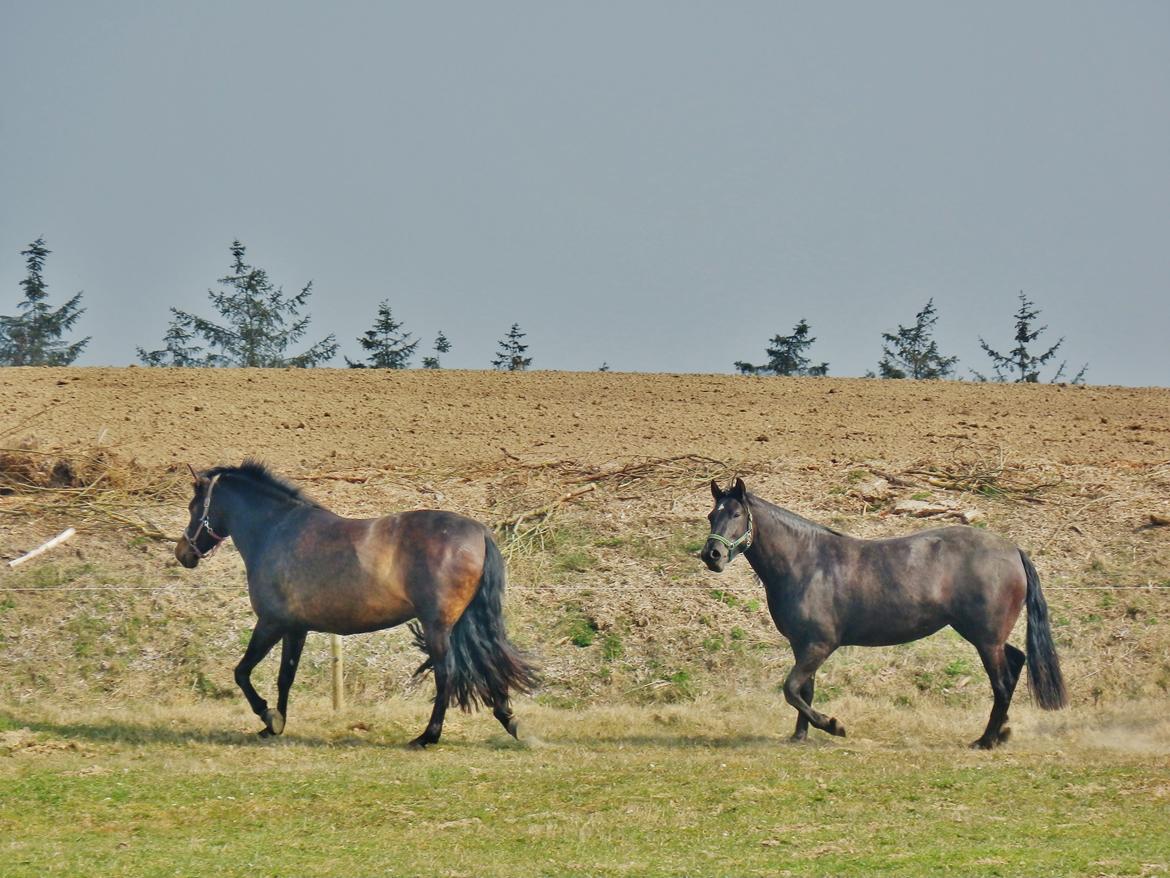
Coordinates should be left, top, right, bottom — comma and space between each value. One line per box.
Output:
2, 441, 1169, 711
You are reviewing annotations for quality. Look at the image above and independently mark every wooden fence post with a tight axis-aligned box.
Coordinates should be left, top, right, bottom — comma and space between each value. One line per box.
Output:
330, 633, 344, 711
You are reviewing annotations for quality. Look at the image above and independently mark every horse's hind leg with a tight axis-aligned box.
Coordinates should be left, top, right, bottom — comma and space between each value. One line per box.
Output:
997, 643, 1027, 743
493, 701, 519, 739
267, 628, 308, 737
783, 643, 844, 738
971, 642, 1016, 750
410, 625, 451, 749
234, 618, 284, 737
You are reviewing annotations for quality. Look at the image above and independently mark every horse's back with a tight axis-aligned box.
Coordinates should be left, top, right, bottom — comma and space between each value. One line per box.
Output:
838, 525, 1026, 646
259, 507, 490, 635
368, 509, 489, 568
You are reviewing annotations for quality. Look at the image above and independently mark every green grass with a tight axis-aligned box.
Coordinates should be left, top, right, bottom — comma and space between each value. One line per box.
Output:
1, 699, 1167, 877
562, 606, 599, 648
599, 633, 623, 661
554, 548, 595, 574
5, 562, 96, 589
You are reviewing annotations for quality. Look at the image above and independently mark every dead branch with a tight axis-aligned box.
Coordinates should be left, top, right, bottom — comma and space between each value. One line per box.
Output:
864, 468, 923, 489
495, 483, 598, 532
297, 472, 374, 484
100, 510, 177, 542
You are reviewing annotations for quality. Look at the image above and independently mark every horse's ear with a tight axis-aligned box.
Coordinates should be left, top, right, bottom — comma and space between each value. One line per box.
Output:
186, 463, 200, 484
732, 477, 747, 498
710, 479, 724, 500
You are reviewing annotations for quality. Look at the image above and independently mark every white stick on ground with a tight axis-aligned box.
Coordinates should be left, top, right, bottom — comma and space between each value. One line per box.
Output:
8, 527, 77, 568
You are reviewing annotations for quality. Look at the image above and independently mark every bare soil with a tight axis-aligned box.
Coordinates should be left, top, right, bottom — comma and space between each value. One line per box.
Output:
3, 367, 1167, 471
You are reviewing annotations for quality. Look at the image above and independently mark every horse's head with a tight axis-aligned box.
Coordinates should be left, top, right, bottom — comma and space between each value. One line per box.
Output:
175, 465, 227, 568
701, 477, 754, 573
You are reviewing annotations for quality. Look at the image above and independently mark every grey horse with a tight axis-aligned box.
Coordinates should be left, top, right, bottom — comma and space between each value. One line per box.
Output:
701, 478, 1066, 748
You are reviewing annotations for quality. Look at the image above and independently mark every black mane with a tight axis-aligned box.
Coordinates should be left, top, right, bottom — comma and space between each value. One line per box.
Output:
750, 492, 847, 538
204, 459, 321, 507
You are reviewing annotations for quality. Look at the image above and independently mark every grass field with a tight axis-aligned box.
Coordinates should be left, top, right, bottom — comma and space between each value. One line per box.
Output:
3, 697, 1168, 877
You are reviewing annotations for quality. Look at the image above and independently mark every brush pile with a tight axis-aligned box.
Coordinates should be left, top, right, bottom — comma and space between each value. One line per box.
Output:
0, 438, 185, 540
901, 443, 1063, 502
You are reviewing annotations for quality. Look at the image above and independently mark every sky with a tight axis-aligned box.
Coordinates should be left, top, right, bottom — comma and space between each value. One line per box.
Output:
2, 2, 1167, 385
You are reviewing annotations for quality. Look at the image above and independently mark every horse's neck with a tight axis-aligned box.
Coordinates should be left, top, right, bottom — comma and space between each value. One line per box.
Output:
744, 495, 835, 585
220, 483, 301, 563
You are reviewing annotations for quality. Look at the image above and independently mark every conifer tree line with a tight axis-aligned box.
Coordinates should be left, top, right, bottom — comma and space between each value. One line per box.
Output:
733, 293, 1087, 383
3, 238, 1087, 382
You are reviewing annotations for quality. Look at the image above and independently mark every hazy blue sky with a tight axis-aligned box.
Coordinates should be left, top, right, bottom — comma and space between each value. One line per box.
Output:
2, 2, 1167, 385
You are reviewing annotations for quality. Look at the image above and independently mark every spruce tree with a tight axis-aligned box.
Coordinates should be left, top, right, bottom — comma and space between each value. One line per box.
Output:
877, 299, 958, 379
975, 292, 1086, 383
422, 331, 451, 369
136, 314, 205, 366
138, 240, 337, 367
345, 300, 417, 368
492, 323, 532, 371
0, 238, 89, 365
734, 319, 828, 376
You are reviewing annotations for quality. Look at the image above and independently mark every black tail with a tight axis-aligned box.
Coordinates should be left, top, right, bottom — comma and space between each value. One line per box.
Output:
412, 533, 537, 712
1020, 550, 1068, 710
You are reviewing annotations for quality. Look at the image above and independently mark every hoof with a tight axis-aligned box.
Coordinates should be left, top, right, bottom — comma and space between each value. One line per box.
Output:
789, 732, 809, 743
825, 718, 846, 738
970, 727, 1011, 750
506, 720, 519, 740
494, 709, 519, 740
408, 733, 438, 750
263, 708, 285, 736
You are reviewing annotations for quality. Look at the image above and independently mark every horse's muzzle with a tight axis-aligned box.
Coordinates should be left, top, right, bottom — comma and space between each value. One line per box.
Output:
175, 535, 200, 569
701, 540, 727, 573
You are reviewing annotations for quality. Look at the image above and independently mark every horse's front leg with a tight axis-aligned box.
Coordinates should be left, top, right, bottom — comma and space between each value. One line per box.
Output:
266, 628, 308, 737
783, 642, 845, 738
234, 618, 285, 737
791, 675, 815, 741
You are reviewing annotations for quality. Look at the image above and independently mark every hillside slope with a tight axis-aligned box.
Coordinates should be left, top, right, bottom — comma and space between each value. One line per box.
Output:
2, 368, 1168, 716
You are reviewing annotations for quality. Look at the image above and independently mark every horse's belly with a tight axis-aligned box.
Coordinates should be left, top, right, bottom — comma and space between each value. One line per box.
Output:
842, 611, 948, 647
327, 609, 415, 636
284, 584, 416, 635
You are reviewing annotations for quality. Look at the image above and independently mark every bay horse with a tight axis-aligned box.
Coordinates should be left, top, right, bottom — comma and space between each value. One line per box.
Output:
175, 461, 536, 747
701, 478, 1067, 748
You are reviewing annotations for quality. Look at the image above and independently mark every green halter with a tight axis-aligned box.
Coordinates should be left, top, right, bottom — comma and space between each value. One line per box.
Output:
706, 502, 754, 561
